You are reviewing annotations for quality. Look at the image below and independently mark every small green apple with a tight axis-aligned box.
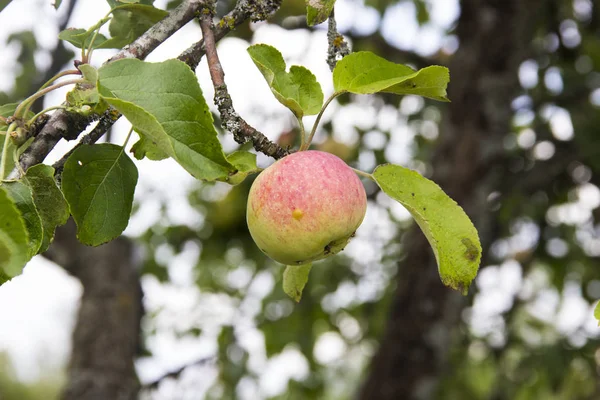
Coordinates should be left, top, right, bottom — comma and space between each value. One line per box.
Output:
247, 150, 367, 265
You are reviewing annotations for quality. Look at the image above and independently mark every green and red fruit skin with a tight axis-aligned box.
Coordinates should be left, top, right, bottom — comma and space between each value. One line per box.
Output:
246, 150, 367, 265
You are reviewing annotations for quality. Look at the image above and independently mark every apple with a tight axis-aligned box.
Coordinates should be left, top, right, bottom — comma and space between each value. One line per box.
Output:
247, 150, 367, 265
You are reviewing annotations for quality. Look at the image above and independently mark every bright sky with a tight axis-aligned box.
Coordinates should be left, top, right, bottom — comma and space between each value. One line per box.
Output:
0, 0, 598, 397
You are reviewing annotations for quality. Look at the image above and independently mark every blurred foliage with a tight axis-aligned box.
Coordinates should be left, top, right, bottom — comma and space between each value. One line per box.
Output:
135, 0, 600, 398
1, 0, 600, 399
0, 352, 63, 400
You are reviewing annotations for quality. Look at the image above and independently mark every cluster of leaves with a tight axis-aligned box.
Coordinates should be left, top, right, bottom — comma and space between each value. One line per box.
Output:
245, 44, 477, 299
0, 0, 483, 304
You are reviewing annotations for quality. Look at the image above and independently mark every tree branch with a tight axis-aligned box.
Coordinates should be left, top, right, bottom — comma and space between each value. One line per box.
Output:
19, 0, 207, 172
178, 0, 261, 70
107, 0, 205, 63
19, 0, 287, 174
199, 7, 288, 159
141, 356, 216, 391
326, 9, 350, 71
52, 108, 121, 176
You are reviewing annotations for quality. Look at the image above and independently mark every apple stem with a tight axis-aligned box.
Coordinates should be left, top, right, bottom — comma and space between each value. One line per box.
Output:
352, 167, 374, 181
301, 91, 343, 151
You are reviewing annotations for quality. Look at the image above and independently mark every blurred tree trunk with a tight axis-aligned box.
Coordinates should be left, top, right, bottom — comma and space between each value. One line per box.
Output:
45, 221, 143, 400
358, 0, 545, 399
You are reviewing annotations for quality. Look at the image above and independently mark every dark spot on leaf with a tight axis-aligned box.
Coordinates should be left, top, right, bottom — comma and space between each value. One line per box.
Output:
411, 193, 415, 196
323, 244, 331, 255
461, 237, 479, 261
423, 207, 426, 211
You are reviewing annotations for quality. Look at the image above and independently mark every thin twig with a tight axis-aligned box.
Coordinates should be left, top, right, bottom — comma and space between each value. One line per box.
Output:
199, 7, 288, 159
326, 9, 350, 71
141, 356, 216, 390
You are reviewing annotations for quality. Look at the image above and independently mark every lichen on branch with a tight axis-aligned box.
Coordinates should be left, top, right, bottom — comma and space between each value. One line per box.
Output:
199, 8, 288, 160
326, 10, 350, 71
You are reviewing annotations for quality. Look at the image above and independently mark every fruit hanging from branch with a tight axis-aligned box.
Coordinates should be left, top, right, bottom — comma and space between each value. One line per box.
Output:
246, 150, 367, 266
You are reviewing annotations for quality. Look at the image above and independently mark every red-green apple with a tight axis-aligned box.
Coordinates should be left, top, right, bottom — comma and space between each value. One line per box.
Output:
247, 150, 367, 265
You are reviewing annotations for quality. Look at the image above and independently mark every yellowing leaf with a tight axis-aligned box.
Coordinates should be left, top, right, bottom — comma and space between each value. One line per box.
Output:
373, 164, 481, 294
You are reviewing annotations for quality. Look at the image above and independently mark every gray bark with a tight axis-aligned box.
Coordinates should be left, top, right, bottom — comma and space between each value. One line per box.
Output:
358, 1, 545, 399
45, 221, 143, 400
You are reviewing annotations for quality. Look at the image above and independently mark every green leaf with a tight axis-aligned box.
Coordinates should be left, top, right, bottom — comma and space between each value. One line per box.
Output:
0, 0, 13, 13
62, 144, 138, 246
283, 263, 312, 302
78, 64, 98, 83
98, 58, 235, 181
373, 164, 481, 294
23, 164, 69, 252
53, 0, 62, 10
218, 151, 259, 185
0, 103, 34, 128
58, 19, 110, 50
3, 181, 42, 258
65, 68, 109, 115
414, 0, 430, 25
66, 86, 100, 107
0, 186, 29, 278
130, 134, 168, 161
0, 269, 9, 285
98, 4, 169, 49
106, 0, 149, 8
333, 51, 450, 101
595, 301, 600, 327
0, 103, 18, 131
247, 44, 323, 117
306, 0, 336, 26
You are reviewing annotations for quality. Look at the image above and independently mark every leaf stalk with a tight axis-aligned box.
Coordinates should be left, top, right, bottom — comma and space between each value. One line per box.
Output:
301, 90, 344, 151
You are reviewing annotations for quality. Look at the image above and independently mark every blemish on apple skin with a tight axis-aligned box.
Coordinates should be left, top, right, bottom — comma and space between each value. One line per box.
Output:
292, 208, 304, 221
